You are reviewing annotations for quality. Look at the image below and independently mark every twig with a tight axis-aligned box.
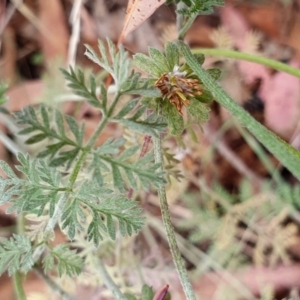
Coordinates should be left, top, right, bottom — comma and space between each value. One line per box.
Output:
153, 133, 196, 300
34, 267, 77, 300
98, 260, 127, 300
13, 271, 27, 300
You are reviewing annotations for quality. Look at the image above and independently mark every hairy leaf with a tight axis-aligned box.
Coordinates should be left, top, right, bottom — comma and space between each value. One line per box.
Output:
43, 244, 83, 277
0, 234, 34, 275
16, 105, 83, 167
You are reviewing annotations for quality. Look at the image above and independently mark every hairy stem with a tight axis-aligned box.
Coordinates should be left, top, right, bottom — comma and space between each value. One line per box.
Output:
86, 91, 121, 148
192, 48, 300, 78
13, 272, 27, 300
35, 267, 76, 300
176, 2, 197, 41
153, 134, 196, 300
178, 14, 197, 41
98, 260, 127, 300
14, 205, 26, 299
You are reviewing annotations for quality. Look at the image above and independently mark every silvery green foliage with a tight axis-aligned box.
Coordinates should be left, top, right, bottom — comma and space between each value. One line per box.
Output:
0, 154, 63, 215
90, 138, 166, 192
0, 234, 34, 276
85, 39, 129, 89
16, 105, 84, 168
43, 244, 83, 277
0, 38, 170, 277
61, 68, 102, 109
0, 153, 145, 247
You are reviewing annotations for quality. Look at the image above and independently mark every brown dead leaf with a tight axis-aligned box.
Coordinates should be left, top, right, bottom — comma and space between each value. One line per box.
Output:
118, 0, 166, 45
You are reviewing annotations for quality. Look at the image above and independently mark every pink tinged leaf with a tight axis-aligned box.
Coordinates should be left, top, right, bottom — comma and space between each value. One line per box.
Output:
153, 284, 169, 300
259, 60, 300, 139
118, 0, 166, 45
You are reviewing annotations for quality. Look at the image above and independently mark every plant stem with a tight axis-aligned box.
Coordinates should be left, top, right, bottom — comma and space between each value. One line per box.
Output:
35, 267, 76, 300
14, 202, 26, 299
45, 91, 122, 232
178, 14, 197, 41
178, 41, 300, 181
86, 91, 121, 149
98, 260, 127, 300
176, 2, 197, 41
153, 134, 196, 300
192, 48, 300, 78
13, 271, 27, 300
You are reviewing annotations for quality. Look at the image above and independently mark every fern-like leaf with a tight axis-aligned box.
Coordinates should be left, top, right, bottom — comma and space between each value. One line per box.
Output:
61, 181, 144, 246
15, 105, 84, 167
43, 244, 83, 277
0, 234, 34, 275
85, 39, 130, 88
61, 68, 102, 109
91, 138, 166, 191
0, 154, 63, 216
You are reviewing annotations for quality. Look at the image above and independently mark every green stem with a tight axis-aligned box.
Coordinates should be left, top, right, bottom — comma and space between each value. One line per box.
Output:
13, 272, 27, 300
35, 267, 76, 300
86, 91, 121, 149
98, 260, 127, 300
178, 41, 300, 181
45, 91, 122, 232
14, 205, 26, 299
192, 48, 300, 78
178, 14, 197, 41
153, 134, 196, 300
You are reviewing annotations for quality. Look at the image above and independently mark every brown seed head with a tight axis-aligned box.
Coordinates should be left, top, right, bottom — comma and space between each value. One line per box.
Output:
155, 71, 202, 115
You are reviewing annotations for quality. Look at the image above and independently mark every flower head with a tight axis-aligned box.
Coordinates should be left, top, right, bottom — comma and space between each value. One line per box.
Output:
155, 66, 202, 115
133, 42, 217, 135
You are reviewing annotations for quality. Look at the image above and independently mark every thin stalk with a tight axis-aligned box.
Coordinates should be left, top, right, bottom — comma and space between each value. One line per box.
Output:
14, 199, 26, 299
192, 48, 300, 78
153, 134, 196, 300
13, 272, 27, 300
86, 91, 121, 148
35, 267, 76, 300
178, 14, 197, 41
176, 1, 197, 41
98, 260, 127, 300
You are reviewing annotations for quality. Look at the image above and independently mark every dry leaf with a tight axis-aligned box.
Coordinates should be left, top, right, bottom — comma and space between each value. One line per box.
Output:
118, 0, 166, 45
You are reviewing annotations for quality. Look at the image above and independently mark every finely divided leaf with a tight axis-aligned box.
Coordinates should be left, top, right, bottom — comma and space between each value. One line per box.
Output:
43, 244, 83, 277
0, 234, 34, 276
61, 68, 102, 109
